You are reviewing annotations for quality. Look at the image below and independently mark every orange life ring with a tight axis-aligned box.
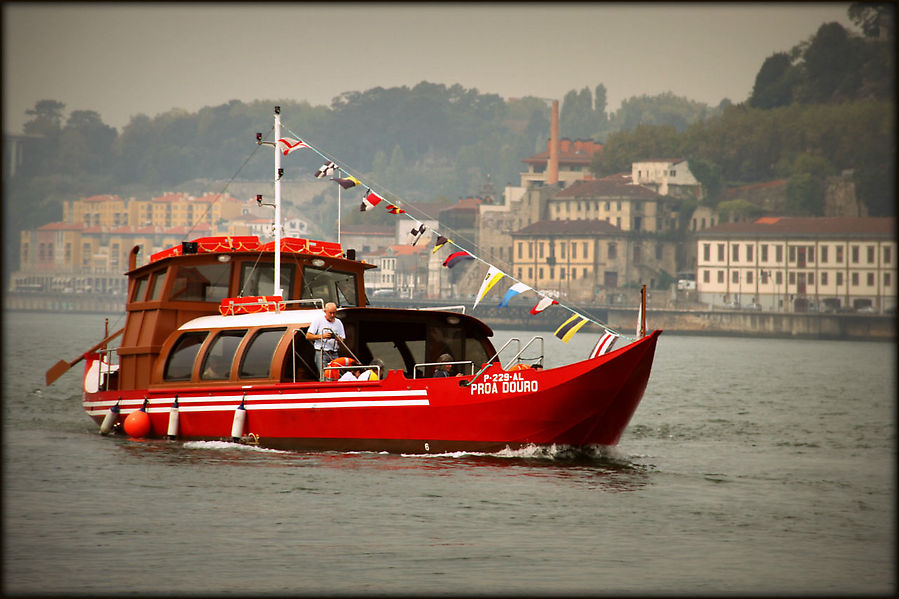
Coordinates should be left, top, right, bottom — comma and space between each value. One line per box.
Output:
325, 357, 356, 381
508, 363, 531, 372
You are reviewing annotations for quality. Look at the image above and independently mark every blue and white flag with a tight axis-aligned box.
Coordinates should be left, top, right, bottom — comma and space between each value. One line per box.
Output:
498, 282, 530, 308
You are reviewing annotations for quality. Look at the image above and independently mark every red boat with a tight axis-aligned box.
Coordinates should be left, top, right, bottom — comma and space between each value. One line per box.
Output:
44, 108, 661, 454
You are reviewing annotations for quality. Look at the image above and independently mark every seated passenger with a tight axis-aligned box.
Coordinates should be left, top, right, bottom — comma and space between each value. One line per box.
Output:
202, 356, 230, 380
433, 353, 454, 377
338, 369, 361, 381
358, 358, 386, 381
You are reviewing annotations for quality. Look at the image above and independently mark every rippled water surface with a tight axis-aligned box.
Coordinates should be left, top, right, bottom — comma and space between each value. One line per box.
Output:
3, 312, 895, 595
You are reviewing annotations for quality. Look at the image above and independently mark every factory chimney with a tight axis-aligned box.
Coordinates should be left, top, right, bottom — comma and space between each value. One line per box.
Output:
548, 100, 560, 184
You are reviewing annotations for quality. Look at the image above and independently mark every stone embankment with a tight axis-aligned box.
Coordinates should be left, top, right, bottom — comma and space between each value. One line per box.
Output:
5, 293, 894, 341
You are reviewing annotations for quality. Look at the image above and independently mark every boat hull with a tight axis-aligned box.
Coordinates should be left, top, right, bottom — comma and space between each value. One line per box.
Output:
83, 330, 661, 453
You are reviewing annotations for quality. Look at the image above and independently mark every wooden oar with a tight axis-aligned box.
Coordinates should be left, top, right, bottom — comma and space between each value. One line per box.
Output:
45, 326, 125, 386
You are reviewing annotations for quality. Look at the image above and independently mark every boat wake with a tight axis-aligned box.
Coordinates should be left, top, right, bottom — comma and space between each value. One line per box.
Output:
401, 443, 635, 465
182, 440, 288, 453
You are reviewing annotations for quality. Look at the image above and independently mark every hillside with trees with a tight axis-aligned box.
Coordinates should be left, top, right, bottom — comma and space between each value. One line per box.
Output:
5, 4, 894, 285
592, 12, 895, 218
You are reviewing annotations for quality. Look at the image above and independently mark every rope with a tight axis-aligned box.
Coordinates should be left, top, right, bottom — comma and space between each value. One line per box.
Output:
182, 125, 271, 241
269, 124, 631, 340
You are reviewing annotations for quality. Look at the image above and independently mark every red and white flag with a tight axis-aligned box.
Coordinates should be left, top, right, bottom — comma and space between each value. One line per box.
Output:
361, 189, 384, 211
589, 330, 619, 359
530, 295, 557, 315
277, 137, 309, 155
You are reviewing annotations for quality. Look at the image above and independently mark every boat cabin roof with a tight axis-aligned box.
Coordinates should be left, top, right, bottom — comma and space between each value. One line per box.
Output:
152, 306, 496, 387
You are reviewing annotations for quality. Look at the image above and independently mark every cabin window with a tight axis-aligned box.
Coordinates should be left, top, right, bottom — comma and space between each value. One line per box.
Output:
464, 337, 490, 370
200, 329, 247, 380
171, 263, 231, 303
147, 270, 166, 301
132, 275, 148, 302
239, 327, 287, 379
164, 331, 208, 381
241, 263, 296, 299
364, 341, 408, 376
301, 266, 358, 307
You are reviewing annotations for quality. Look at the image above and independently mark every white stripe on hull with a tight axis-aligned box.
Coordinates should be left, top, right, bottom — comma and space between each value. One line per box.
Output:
83, 389, 430, 415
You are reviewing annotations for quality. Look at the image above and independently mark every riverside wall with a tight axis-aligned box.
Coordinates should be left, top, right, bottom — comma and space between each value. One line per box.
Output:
4, 293, 894, 341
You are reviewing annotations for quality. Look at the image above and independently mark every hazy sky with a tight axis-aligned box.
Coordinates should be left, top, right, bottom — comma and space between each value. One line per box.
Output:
3, 2, 854, 134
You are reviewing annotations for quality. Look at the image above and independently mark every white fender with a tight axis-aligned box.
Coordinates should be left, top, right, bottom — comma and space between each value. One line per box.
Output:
231, 399, 247, 441
167, 397, 180, 440
99, 401, 120, 435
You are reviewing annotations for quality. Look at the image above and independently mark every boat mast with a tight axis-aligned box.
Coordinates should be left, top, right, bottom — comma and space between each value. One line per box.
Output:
273, 106, 282, 296
337, 172, 342, 245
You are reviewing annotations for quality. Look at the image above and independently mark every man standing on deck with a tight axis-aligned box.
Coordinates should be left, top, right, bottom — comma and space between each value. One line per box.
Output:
306, 302, 345, 365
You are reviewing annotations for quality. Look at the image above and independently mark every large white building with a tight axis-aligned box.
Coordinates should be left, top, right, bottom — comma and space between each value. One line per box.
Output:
632, 159, 701, 199
696, 216, 896, 312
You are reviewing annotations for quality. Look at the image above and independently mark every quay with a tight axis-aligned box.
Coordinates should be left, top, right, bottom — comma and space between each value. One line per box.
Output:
5, 293, 893, 341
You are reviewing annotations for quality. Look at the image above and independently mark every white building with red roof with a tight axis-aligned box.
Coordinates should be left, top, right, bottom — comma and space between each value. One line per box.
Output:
696, 216, 896, 312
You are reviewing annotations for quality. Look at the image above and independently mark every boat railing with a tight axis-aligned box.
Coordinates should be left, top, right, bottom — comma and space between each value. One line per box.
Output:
462, 337, 521, 386
412, 360, 475, 379
282, 298, 325, 310
416, 305, 466, 314
95, 347, 120, 392
507, 336, 545, 369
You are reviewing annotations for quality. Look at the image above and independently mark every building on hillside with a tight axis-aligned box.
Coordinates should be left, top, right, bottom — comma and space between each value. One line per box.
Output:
548, 173, 680, 232
11, 191, 308, 295
391, 198, 468, 298
631, 159, 701, 200
511, 219, 677, 303
696, 216, 896, 312
64, 192, 250, 230
365, 244, 430, 298
478, 184, 562, 276
340, 224, 395, 256
717, 180, 788, 219
520, 138, 603, 188
14, 222, 213, 295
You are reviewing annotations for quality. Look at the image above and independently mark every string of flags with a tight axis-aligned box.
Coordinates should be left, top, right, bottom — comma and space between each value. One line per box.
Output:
271, 125, 631, 344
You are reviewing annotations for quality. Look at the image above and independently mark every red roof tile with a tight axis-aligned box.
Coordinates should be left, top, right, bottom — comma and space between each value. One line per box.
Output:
513, 219, 622, 236
82, 194, 122, 203
389, 244, 427, 255
522, 139, 602, 165
553, 175, 662, 200
701, 216, 895, 238
37, 222, 84, 231
722, 179, 788, 197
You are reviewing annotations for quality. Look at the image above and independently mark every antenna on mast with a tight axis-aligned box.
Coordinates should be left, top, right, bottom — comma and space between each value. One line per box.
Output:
273, 106, 282, 297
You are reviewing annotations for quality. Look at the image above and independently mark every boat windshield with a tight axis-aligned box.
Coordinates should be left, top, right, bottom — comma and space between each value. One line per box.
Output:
240, 262, 296, 298
301, 266, 358, 306
171, 263, 231, 303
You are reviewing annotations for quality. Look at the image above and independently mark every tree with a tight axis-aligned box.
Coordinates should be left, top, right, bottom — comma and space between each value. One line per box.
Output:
749, 53, 797, 109
23, 99, 65, 137
590, 124, 681, 176
716, 199, 764, 223
687, 158, 723, 202
560, 87, 594, 139
800, 22, 863, 102
785, 173, 825, 215
849, 2, 895, 37
593, 83, 608, 133
58, 110, 117, 174
610, 92, 710, 132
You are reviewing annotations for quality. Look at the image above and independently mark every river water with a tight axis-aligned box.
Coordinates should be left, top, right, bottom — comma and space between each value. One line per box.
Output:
3, 311, 895, 596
